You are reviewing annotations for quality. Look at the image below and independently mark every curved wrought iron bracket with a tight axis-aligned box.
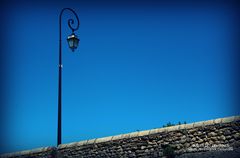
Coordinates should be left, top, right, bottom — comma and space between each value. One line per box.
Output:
60, 8, 80, 33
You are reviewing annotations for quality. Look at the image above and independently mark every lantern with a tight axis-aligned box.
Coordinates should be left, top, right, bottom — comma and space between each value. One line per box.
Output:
67, 33, 79, 52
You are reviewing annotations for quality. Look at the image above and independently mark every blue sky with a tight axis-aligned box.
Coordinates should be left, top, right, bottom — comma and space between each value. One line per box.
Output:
0, 0, 239, 154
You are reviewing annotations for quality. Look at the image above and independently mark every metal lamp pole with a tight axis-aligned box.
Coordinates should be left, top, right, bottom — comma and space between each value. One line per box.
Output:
58, 8, 80, 146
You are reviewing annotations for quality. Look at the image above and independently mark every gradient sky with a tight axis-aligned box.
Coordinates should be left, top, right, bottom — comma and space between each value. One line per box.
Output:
0, 0, 239, 154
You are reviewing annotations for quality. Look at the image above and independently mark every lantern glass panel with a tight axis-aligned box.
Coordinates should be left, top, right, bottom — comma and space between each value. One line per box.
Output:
67, 39, 74, 48
73, 38, 79, 48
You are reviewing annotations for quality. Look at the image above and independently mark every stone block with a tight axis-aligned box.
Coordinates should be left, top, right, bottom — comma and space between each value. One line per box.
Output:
121, 134, 130, 139
234, 116, 240, 121
203, 120, 214, 126
178, 124, 186, 130
193, 121, 205, 127
233, 133, 240, 140
185, 123, 194, 129
86, 138, 97, 145
149, 129, 159, 135
128, 132, 139, 138
24, 147, 45, 155
157, 127, 167, 133
208, 131, 217, 137
95, 136, 113, 143
112, 134, 123, 141
58, 143, 68, 149
222, 116, 235, 123
214, 118, 222, 124
19, 150, 30, 156
138, 130, 150, 137
76, 140, 88, 146
166, 125, 179, 132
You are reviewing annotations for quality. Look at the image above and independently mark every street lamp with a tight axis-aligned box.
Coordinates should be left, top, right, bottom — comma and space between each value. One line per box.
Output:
67, 33, 80, 52
58, 8, 80, 146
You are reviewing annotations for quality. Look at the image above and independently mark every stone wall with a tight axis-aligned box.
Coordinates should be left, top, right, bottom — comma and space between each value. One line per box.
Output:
1, 115, 240, 158
0, 147, 56, 158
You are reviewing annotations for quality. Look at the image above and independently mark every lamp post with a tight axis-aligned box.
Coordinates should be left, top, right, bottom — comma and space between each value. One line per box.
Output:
58, 8, 80, 146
